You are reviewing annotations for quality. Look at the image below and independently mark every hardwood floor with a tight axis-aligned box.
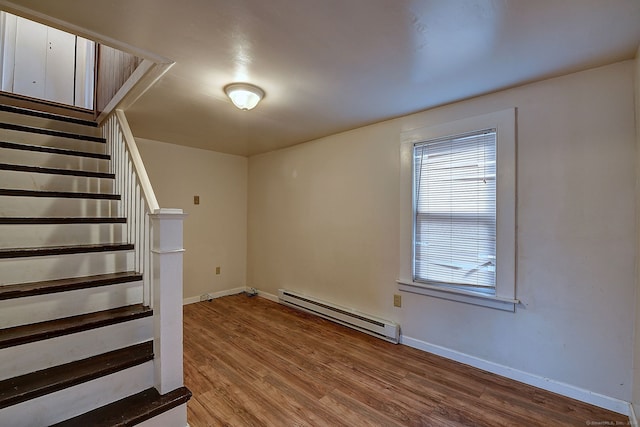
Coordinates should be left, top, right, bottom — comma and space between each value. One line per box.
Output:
184, 294, 629, 426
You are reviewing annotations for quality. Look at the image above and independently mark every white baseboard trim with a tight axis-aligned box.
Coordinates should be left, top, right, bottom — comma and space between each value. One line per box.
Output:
401, 335, 630, 416
255, 289, 279, 302
182, 295, 201, 305
183, 287, 246, 305
630, 403, 638, 426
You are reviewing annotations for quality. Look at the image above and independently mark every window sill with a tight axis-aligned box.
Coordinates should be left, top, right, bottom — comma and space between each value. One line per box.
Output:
397, 280, 518, 312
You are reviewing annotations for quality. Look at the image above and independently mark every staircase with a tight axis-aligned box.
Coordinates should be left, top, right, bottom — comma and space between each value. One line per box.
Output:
0, 104, 190, 426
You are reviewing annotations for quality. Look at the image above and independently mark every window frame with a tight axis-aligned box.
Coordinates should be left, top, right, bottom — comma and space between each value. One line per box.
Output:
398, 108, 517, 311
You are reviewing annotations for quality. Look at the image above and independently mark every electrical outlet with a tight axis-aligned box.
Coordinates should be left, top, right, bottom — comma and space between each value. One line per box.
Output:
194, 195, 200, 205
393, 294, 402, 307
215, 266, 221, 275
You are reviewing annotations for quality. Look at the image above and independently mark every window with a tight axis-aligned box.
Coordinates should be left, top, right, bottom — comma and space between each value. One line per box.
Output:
414, 129, 496, 292
398, 109, 517, 311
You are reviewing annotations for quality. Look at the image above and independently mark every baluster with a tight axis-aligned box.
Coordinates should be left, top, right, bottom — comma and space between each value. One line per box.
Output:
125, 158, 132, 243
117, 132, 125, 218
145, 212, 152, 308
135, 183, 141, 272
138, 191, 144, 277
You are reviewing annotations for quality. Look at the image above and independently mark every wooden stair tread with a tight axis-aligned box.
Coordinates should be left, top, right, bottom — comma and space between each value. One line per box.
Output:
0, 217, 126, 224
0, 163, 114, 178
0, 94, 95, 121
0, 122, 105, 143
0, 188, 120, 200
0, 272, 143, 300
0, 304, 152, 349
52, 386, 192, 427
0, 140, 109, 159
0, 243, 134, 259
0, 341, 153, 410
0, 104, 98, 127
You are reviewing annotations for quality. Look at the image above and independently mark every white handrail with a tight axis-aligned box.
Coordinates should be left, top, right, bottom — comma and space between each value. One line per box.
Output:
114, 109, 160, 213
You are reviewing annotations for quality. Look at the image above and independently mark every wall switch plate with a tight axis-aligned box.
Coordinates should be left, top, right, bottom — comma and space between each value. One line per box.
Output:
393, 294, 402, 307
215, 266, 221, 275
194, 195, 200, 205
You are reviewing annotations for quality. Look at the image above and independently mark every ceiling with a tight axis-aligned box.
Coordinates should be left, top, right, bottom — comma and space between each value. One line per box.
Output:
3, 0, 640, 156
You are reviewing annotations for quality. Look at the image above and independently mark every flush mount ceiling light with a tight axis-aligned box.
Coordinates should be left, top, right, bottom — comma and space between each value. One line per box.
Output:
224, 83, 265, 110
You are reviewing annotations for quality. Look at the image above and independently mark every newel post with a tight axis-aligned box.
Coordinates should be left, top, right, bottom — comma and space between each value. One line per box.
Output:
149, 208, 186, 394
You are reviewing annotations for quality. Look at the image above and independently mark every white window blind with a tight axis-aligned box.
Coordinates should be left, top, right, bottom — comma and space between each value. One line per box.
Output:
413, 129, 496, 291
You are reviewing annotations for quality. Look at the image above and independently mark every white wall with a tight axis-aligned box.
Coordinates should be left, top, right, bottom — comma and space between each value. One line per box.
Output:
248, 61, 637, 404
137, 138, 247, 302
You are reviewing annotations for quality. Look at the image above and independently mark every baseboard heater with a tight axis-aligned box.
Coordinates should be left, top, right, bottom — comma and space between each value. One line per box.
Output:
278, 289, 399, 344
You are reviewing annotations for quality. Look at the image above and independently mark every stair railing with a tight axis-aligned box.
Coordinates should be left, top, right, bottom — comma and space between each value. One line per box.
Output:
104, 110, 156, 305
103, 109, 185, 394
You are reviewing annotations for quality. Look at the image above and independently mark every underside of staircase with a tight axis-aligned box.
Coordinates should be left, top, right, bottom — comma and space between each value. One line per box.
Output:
0, 103, 190, 426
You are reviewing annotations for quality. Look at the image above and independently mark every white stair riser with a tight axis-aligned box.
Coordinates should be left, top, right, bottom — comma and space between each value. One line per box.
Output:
0, 169, 114, 193
0, 250, 135, 285
0, 280, 143, 328
0, 129, 105, 154
0, 360, 154, 427
0, 316, 152, 381
136, 404, 188, 427
0, 223, 126, 248
1, 149, 110, 172
0, 110, 101, 137
0, 197, 118, 217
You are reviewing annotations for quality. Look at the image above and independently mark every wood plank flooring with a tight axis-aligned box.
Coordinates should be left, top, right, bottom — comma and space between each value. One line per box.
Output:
184, 294, 629, 426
